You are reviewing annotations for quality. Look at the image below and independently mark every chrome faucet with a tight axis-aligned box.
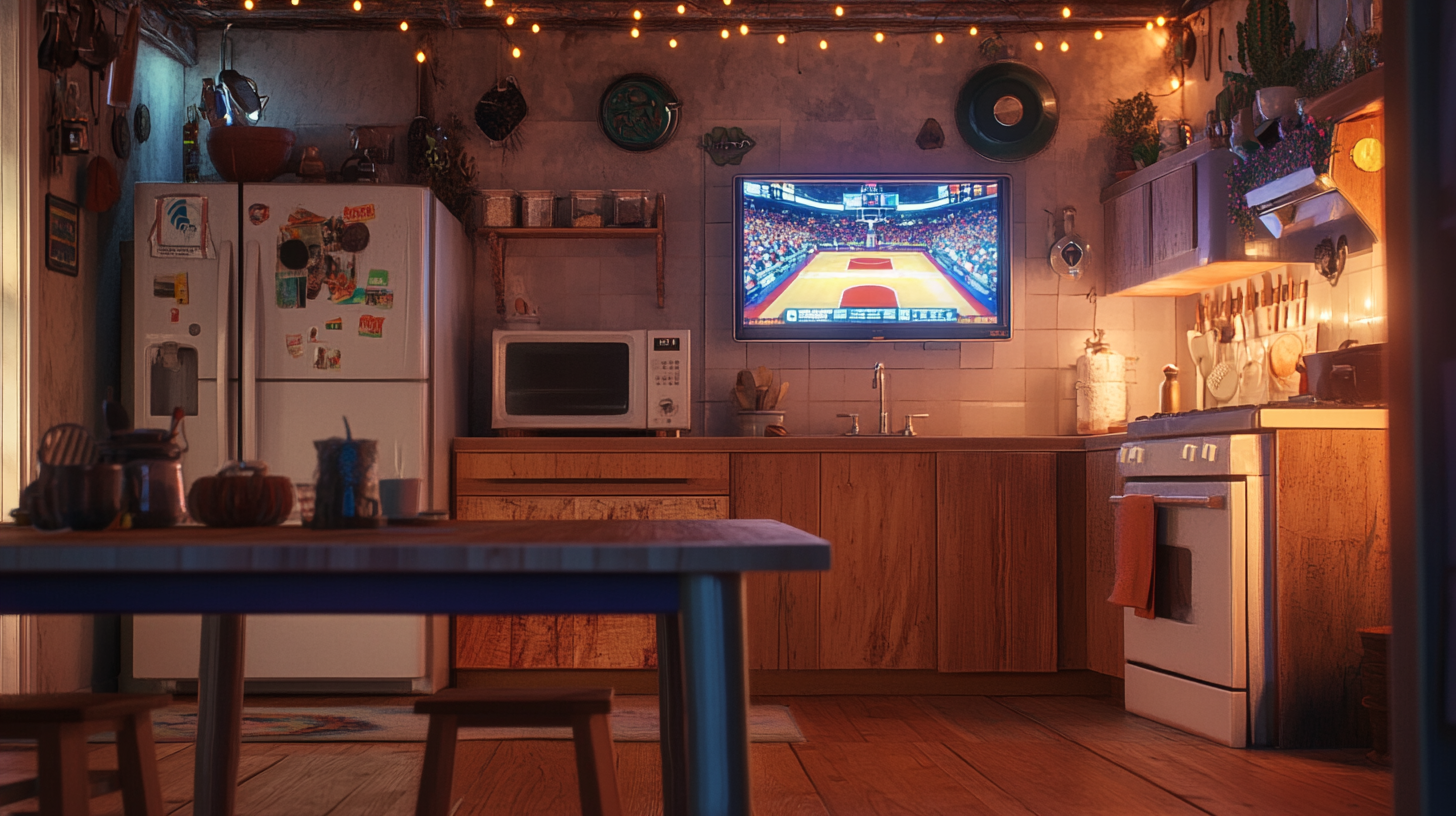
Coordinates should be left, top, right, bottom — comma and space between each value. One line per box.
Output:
872, 362, 888, 435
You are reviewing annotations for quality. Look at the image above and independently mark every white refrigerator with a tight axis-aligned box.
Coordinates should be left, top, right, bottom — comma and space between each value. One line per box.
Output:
126, 182, 470, 693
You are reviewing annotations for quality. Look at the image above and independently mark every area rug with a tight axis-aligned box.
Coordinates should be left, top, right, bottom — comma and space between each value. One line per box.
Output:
93, 697, 803, 743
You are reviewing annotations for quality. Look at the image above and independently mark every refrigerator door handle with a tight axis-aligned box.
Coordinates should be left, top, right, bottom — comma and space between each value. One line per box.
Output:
215, 240, 233, 467
241, 240, 259, 461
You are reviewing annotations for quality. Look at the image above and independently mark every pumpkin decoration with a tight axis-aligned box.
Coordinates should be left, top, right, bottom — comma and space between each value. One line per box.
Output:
187, 461, 295, 527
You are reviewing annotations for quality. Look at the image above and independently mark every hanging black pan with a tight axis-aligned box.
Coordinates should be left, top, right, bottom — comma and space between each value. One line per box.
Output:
954, 61, 1059, 162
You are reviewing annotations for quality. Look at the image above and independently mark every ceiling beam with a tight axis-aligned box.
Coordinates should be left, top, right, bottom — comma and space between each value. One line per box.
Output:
163, 0, 1177, 32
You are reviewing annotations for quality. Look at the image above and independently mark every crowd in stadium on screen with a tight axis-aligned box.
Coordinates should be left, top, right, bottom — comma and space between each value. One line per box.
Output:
742, 201, 997, 285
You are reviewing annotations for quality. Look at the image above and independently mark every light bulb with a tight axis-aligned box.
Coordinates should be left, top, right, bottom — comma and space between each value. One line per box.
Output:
740, 23, 748, 34
934, 32, 944, 43
399, 20, 408, 30
505, 14, 514, 24
633, 9, 642, 19
511, 45, 521, 57
1034, 40, 1044, 50
677, 3, 685, 11
631, 26, 640, 37
1059, 40, 1068, 51
532, 22, 540, 31
776, 33, 786, 43
1156, 15, 1166, 25
669, 37, 678, 47
723, 0, 731, 5
1094, 29, 1103, 39
1062, 6, 1071, 17
291, 0, 299, 5
720, 28, 730, 38
834, 5, 844, 14
1146, 21, 1154, 29
819, 38, 828, 49
415, 50, 426, 62
874, 32, 884, 42
243, 0, 253, 10
352, 0, 361, 9
484, 0, 493, 5
1170, 76, 1181, 89
969, 25, 978, 35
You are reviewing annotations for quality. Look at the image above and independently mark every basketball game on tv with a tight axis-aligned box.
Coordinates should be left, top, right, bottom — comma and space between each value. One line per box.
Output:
735, 176, 1011, 342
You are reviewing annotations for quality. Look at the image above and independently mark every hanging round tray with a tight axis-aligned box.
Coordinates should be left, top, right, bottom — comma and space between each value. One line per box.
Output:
954, 61, 1059, 162
598, 74, 681, 152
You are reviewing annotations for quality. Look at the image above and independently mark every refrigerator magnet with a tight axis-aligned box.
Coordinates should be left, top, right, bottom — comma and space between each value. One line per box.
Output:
366, 269, 389, 288
307, 326, 321, 343
151, 196, 211, 259
275, 274, 306, 309
358, 315, 384, 338
340, 222, 370, 253
248, 204, 270, 225
286, 334, 304, 358
343, 203, 376, 222
325, 317, 343, 331
364, 289, 393, 309
312, 347, 341, 371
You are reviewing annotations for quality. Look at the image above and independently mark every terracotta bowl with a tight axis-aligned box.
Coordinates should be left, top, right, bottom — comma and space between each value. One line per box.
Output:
206, 126, 296, 182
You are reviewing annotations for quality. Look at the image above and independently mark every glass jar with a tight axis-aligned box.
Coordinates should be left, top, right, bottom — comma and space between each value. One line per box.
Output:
569, 190, 607, 228
611, 189, 650, 227
476, 189, 518, 228
519, 190, 555, 227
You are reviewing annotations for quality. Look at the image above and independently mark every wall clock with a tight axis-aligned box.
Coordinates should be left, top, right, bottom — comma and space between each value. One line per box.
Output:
599, 74, 681, 152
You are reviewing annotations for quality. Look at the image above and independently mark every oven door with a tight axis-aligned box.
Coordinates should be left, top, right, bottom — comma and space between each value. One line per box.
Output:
491, 330, 646, 429
1122, 480, 1247, 690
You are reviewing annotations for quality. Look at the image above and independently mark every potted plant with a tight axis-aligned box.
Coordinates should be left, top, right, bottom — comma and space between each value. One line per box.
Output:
1226, 0, 1316, 123
1102, 91, 1159, 179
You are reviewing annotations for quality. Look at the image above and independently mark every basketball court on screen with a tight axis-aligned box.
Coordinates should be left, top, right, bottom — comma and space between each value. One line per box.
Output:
750, 251, 990, 320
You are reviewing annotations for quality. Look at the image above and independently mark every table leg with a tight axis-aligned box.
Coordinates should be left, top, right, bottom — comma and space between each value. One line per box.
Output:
679, 574, 750, 816
194, 614, 245, 816
656, 613, 688, 816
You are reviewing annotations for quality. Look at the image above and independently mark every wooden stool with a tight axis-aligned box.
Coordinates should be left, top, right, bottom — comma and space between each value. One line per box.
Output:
0, 693, 171, 816
414, 688, 622, 816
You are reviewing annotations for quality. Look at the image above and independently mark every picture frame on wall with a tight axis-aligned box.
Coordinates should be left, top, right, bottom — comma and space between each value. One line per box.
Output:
45, 194, 79, 276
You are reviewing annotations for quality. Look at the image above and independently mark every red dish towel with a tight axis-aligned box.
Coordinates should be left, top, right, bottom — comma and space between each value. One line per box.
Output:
1108, 493, 1157, 620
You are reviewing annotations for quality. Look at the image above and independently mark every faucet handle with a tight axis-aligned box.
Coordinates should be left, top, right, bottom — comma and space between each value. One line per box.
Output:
900, 413, 930, 437
836, 413, 861, 436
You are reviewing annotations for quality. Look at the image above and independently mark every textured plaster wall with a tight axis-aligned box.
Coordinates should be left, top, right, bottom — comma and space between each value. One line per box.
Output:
30, 42, 183, 692
187, 27, 1184, 437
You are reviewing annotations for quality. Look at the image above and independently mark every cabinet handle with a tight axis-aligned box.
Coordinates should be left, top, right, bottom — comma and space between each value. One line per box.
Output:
1109, 494, 1225, 509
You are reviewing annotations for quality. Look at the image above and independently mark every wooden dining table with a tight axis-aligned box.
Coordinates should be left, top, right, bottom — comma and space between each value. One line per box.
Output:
0, 519, 831, 816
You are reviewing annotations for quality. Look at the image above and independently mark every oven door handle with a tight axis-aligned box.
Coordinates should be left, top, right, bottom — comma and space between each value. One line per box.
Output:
1109, 494, 1226, 509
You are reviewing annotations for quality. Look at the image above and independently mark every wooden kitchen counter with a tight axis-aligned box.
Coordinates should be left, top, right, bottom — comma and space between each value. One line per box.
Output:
454, 435, 1087, 453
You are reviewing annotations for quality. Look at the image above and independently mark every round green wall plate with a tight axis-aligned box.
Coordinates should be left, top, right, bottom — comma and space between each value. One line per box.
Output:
955, 61, 1059, 162
599, 74, 682, 152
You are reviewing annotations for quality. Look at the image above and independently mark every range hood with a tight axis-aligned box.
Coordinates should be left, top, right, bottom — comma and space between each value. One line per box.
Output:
1244, 97, 1385, 246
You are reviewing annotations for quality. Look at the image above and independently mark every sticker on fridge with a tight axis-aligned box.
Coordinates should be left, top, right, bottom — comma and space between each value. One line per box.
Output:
248, 204, 270, 225
324, 254, 357, 303
152, 272, 189, 303
286, 333, 304, 358
358, 314, 384, 338
324, 317, 343, 331
275, 274, 306, 309
364, 289, 393, 309
307, 326, 321, 343
313, 346, 342, 371
150, 196, 212, 259
343, 203, 376, 223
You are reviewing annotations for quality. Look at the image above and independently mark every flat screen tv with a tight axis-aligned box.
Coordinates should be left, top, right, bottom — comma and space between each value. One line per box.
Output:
735, 175, 1012, 342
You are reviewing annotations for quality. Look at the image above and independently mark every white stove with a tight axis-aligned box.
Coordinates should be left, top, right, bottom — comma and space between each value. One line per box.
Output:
1125, 401, 1387, 439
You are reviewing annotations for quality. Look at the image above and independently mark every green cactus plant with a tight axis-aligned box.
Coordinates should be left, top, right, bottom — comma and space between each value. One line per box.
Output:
1227, 0, 1316, 90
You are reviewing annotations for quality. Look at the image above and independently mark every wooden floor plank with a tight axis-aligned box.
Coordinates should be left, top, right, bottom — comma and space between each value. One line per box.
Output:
455, 741, 584, 816
831, 697, 966, 744
920, 696, 1208, 816
791, 742, 1010, 816
751, 744, 833, 816
321, 747, 424, 816
999, 696, 1391, 815
755, 696, 865, 743
913, 742, 1038, 816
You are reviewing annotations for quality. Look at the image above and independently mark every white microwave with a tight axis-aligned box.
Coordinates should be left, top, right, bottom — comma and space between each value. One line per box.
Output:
491, 330, 692, 431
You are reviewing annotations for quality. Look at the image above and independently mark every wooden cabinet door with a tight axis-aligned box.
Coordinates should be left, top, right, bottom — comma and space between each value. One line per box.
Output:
731, 453, 820, 670
1104, 185, 1150, 293
937, 453, 1059, 672
1150, 164, 1197, 268
1084, 449, 1125, 677
454, 495, 728, 670
819, 453, 936, 669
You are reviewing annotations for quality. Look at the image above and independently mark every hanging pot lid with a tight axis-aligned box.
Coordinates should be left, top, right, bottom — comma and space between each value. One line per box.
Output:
954, 61, 1059, 162
599, 74, 681, 152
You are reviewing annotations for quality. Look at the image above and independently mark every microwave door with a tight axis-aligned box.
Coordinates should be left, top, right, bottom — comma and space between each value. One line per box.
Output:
505, 342, 632, 415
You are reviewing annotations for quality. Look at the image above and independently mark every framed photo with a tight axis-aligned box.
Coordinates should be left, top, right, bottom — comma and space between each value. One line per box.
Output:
45, 195, 79, 276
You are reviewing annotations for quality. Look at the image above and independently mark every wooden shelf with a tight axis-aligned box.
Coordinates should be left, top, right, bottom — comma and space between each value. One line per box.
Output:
478, 193, 667, 316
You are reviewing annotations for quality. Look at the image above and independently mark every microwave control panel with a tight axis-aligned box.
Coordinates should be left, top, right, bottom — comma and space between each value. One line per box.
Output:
647, 330, 691, 429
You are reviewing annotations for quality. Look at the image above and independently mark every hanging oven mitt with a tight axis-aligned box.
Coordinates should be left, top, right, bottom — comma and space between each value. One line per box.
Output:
474, 76, 528, 142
